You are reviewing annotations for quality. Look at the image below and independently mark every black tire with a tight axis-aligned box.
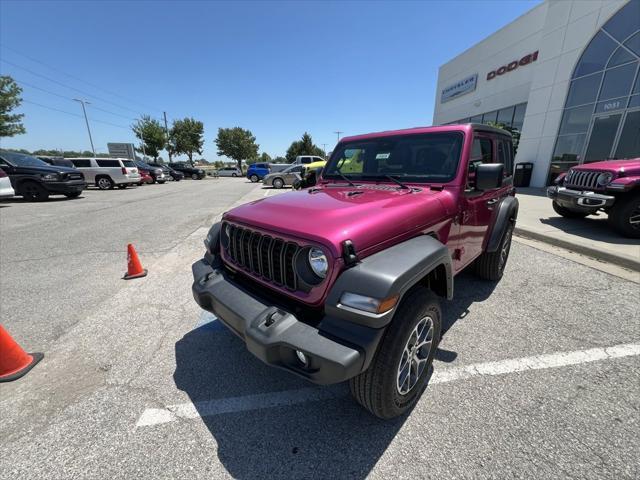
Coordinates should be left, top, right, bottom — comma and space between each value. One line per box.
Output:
191, 173, 198, 180
552, 201, 589, 219
608, 194, 640, 238
158, 180, 166, 184
474, 221, 514, 281
349, 286, 441, 419
96, 176, 114, 190
250, 174, 259, 183
20, 181, 49, 202
272, 178, 284, 189
117, 184, 127, 189
64, 192, 81, 199
232, 173, 237, 177
137, 182, 143, 186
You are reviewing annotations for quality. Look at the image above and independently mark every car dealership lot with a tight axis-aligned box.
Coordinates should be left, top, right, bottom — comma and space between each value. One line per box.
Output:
1, 181, 638, 479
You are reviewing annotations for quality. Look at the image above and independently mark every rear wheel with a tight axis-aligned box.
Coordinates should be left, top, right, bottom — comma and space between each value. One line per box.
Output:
272, 178, 284, 189
20, 181, 49, 202
474, 221, 514, 281
158, 180, 166, 184
250, 174, 259, 183
608, 194, 640, 238
96, 176, 114, 190
552, 201, 589, 219
232, 173, 237, 177
349, 286, 441, 419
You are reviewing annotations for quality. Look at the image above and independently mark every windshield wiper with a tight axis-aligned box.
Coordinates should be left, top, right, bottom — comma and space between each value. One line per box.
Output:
332, 165, 356, 187
384, 174, 410, 190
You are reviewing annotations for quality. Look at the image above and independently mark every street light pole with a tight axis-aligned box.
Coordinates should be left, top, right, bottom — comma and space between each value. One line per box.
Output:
334, 131, 343, 143
73, 99, 96, 157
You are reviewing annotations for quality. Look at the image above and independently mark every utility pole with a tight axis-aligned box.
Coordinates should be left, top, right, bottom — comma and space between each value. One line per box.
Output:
73, 99, 96, 157
321, 143, 328, 157
334, 131, 343, 143
163, 111, 172, 163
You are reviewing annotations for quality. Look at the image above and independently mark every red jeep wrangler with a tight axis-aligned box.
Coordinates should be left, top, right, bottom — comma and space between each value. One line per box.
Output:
192, 124, 518, 418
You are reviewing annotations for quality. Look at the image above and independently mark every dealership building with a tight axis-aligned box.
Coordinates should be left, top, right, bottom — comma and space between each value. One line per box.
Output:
433, 0, 640, 187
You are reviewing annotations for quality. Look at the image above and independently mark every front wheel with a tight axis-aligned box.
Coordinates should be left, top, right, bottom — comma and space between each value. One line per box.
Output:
474, 221, 514, 281
232, 173, 237, 177
552, 201, 589, 219
191, 173, 199, 180
608, 194, 640, 238
21, 181, 49, 202
250, 174, 259, 183
272, 178, 284, 189
350, 286, 441, 419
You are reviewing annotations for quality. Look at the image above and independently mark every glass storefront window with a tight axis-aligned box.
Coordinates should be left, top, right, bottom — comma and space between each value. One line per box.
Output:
573, 31, 617, 78
598, 62, 638, 100
595, 97, 628, 113
469, 114, 483, 123
614, 110, 640, 159
512, 103, 526, 130
497, 106, 515, 125
629, 94, 640, 108
559, 104, 594, 135
482, 110, 497, 123
566, 72, 602, 106
584, 113, 622, 162
607, 46, 635, 68
553, 134, 586, 161
626, 32, 640, 57
602, 0, 640, 43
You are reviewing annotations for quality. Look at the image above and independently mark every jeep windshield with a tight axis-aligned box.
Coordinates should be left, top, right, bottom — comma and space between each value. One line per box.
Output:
323, 132, 463, 184
1, 151, 49, 167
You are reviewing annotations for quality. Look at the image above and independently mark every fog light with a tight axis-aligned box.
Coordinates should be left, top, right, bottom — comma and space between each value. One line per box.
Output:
295, 350, 309, 367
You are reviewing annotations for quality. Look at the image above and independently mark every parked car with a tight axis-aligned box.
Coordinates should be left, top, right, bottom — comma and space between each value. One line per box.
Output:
246, 162, 270, 182
68, 157, 140, 190
147, 162, 183, 181
547, 158, 640, 238
135, 161, 167, 184
192, 123, 518, 419
137, 167, 154, 185
217, 167, 242, 177
292, 160, 327, 190
168, 162, 205, 180
263, 163, 304, 188
38, 156, 76, 168
0, 150, 86, 201
0, 167, 15, 199
293, 155, 325, 165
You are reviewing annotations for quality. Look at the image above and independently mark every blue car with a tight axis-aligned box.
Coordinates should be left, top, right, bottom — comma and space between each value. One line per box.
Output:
247, 163, 270, 182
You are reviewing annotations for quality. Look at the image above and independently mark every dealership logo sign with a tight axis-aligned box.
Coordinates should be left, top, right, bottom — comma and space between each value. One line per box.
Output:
441, 73, 478, 103
487, 51, 539, 80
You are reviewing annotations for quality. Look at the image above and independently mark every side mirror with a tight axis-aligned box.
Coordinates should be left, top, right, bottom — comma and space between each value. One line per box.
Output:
476, 163, 504, 190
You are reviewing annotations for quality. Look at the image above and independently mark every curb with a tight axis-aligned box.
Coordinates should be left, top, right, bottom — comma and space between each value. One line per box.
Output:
514, 226, 640, 273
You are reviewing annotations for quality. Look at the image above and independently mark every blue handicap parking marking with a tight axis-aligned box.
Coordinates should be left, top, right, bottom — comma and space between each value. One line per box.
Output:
196, 310, 226, 332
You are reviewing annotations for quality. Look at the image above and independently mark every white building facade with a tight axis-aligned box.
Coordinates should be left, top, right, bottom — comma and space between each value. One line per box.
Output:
433, 0, 640, 187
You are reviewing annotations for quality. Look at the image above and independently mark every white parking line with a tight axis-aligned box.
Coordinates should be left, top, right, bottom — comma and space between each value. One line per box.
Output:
136, 342, 640, 428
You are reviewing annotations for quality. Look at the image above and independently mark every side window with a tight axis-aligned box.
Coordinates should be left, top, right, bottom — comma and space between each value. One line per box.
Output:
293, 166, 303, 173
468, 137, 493, 189
96, 160, 120, 168
0, 158, 9, 167
71, 159, 91, 167
498, 140, 514, 176
301, 157, 312, 164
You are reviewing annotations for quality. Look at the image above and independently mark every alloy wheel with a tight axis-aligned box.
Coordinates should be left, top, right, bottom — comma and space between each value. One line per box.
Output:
396, 316, 434, 395
499, 225, 513, 271
629, 205, 640, 231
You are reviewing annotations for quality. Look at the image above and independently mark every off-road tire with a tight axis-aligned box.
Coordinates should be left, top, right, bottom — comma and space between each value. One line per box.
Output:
64, 192, 81, 199
20, 181, 49, 202
608, 194, 640, 238
474, 221, 514, 281
250, 174, 259, 183
552, 201, 589, 219
96, 176, 114, 190
349, 286, 441, 419
272, 178, 284, 189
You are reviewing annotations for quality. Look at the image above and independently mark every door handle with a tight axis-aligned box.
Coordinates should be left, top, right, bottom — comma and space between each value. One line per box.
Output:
486, 198, 499, 206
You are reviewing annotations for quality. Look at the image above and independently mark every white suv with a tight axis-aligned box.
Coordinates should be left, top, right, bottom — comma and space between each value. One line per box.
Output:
68, 158, 141, 189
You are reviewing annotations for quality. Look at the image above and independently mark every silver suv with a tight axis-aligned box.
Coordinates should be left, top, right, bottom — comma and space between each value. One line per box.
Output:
68, 158, 141, 189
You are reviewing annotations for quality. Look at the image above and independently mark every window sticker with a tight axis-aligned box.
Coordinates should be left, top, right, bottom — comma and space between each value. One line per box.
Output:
376, 152, 391, 160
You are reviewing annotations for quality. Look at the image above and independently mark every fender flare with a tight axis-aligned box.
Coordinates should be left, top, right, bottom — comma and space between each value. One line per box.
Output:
324, 235, 453, 329
486, 196, 519, 252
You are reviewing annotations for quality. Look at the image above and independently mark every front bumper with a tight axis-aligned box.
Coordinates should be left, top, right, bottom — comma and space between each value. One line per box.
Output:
547, 186, 616, 210
191, 258, 384, 384
44, 180, 86, 194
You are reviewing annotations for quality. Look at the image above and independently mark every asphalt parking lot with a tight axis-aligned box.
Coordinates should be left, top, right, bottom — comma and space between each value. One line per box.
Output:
1, 179, 639, 479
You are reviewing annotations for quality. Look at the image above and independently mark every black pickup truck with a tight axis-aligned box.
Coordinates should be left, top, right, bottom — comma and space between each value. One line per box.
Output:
0, 150, 86, 201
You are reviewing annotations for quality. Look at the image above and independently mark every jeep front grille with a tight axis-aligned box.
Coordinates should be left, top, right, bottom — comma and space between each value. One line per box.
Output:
565, 170, 603, 190
224, 223, 300, 291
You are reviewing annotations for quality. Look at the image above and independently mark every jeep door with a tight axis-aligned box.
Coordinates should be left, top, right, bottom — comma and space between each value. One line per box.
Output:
457, 135, 512, 269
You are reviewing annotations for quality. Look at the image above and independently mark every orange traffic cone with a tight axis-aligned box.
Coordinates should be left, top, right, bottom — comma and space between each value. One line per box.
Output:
123, 243, 148, 280
0, 325, 44, 382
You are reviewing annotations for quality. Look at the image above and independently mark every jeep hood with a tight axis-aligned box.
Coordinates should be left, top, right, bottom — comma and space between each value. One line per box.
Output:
224, 185, 455, 257
572, 158, 640, 175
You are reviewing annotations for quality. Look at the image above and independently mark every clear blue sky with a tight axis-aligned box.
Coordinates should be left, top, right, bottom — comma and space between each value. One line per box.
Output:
0, 0, 539, 161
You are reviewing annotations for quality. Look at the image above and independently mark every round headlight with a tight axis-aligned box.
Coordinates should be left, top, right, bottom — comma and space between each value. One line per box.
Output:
596, 172, 613, 186
308, 248, 328, 278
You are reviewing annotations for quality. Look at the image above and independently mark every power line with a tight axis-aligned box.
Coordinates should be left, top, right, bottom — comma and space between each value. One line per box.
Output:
1, 58, 144, 116
0, 43, 164, 114
22, 99, 130, 130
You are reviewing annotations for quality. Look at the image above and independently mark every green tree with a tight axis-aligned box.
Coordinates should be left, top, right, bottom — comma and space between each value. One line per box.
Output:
285, 132, 324, 162
0, 75, 26, 137
131, 115, 166, 160
258, 152, 271, 163
273, 156, 286, 163
169, 117, 204, 166
215, 127, 259, 171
